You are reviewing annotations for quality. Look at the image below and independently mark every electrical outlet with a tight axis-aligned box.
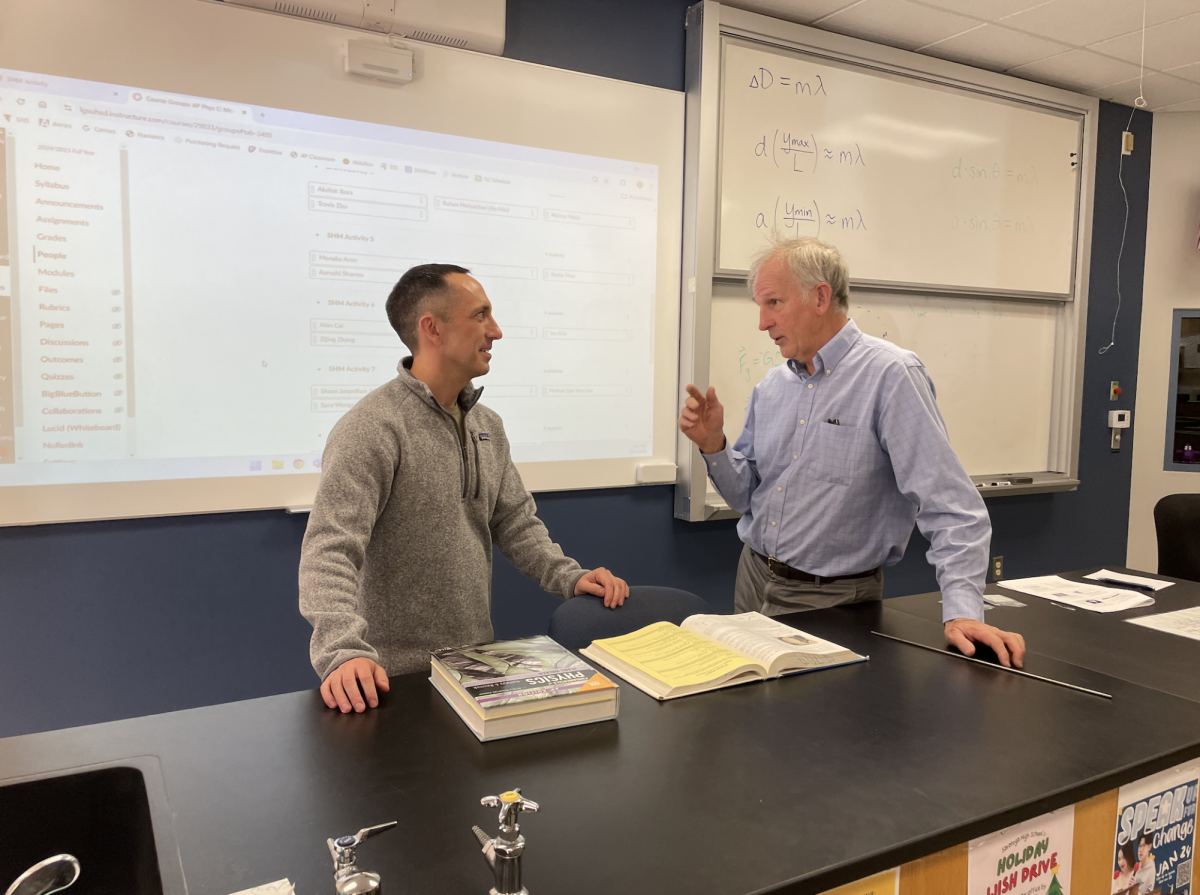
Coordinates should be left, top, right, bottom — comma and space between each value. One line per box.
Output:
992, 556, 1004, 582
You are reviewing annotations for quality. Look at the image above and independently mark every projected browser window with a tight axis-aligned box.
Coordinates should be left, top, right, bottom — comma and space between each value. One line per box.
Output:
0, 68, 659, 486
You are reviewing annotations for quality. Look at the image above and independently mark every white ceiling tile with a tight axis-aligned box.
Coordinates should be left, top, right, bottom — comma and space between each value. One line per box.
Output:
1002, 0, 1200, 48
1008, 48, 1144, 91
1089, 12, 1200, 72
1155, 97, 1200, 111
1165, 61, 1200, 83
1094, 72, 1200, 110
911, 0, 1053, 20
815, 0, 981, 50
920, 22, 1071, 69
722, 0, 864, 26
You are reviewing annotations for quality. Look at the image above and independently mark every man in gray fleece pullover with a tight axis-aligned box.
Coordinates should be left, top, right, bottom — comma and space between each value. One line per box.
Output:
300, 263, 629, 713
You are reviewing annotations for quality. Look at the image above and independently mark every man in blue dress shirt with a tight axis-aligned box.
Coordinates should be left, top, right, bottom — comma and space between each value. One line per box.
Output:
679, 237, 1025, 667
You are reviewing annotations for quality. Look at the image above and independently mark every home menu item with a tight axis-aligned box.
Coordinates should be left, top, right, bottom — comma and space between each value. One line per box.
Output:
580, 611, 867, 700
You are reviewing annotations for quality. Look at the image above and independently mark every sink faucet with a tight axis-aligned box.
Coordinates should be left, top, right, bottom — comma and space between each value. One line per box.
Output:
5, 855, 80, 895
326, 821, 398, 895
472, 789, 539, 895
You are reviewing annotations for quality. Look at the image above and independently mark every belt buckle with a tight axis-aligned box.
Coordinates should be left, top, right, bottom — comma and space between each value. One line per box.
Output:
767, 555, 784, 577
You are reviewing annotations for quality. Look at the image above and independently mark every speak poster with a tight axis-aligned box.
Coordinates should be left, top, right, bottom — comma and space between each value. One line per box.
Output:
1111, 760, 1199, 895
968, 804, 1074, 895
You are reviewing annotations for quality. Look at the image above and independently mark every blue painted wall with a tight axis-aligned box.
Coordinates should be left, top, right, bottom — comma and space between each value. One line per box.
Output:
0, 0, 1151, 738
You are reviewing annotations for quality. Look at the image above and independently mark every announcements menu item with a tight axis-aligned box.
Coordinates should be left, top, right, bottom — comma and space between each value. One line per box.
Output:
968, 804, 1074, 895
1111, 760, 1199, 895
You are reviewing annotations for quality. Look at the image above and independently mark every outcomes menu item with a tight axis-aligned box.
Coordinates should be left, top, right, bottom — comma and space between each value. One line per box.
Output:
580, 612, 867, 700
430, 635, 618, 741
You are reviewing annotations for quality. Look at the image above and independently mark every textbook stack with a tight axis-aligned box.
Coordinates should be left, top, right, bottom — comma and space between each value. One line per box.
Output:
430, 635, 619, 741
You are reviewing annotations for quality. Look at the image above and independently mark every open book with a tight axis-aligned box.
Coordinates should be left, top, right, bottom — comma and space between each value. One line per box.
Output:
579, 612, 867, 700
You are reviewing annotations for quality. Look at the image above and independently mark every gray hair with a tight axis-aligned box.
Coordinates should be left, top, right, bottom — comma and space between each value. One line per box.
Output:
747, 236, 850, 313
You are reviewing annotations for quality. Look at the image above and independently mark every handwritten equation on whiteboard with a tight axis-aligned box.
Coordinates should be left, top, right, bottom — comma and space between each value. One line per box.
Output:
718, 39, 1082, 293
754, 129, 866, 176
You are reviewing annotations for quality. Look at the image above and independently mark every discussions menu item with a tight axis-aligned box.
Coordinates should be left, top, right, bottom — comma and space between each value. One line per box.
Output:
580, 612, 867, 701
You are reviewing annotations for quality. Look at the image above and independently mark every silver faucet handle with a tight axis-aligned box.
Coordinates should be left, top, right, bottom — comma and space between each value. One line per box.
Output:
352, 822, 399, 846
327, 821, 398, 868
5, 856, 80, 895
480, 789, 540, 832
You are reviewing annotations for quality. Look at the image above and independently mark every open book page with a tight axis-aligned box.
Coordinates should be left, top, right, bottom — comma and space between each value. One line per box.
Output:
681, 612, 863, 676
587, 621, 763, 689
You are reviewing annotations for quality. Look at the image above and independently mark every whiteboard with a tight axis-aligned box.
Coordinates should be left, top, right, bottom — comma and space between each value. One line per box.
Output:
0, 0, 684, 526
675, 3, 1098, 521
717, 38, 1083, 297
707, 285, 1058, 477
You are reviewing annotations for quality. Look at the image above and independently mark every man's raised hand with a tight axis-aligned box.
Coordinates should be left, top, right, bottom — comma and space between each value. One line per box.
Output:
678, 384, 727, 455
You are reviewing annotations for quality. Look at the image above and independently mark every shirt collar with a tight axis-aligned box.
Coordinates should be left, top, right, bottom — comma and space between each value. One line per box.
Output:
787, 318, 861, 378
398, 356, 484, 411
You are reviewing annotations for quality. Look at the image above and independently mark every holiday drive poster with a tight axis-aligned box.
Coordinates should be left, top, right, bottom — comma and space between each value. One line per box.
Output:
968, 804, 1074, 895
1111, 760, 1199, 895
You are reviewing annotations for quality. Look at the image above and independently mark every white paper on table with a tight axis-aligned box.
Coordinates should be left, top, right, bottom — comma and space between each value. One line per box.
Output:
228, 880, 295, 895
999, 575, 1154, 612
983, 593, 1027, 608
1127, 605, 1200, 641
1083, 569, 1174, 591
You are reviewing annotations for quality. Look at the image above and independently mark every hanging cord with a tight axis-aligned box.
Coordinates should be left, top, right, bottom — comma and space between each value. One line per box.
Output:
1099, 0, 1148, 354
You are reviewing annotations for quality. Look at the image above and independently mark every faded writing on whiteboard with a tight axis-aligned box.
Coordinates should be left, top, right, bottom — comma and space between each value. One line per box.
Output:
952, 159, 1040, 186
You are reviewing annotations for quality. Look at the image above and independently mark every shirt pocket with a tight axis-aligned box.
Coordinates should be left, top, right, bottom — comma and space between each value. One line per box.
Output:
804, 422, 883, 487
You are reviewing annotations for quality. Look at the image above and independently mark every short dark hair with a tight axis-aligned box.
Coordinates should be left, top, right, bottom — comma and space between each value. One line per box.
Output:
1138, 831, 1153, 847
386, 263, 471, 352
1119, 841, 1137, 868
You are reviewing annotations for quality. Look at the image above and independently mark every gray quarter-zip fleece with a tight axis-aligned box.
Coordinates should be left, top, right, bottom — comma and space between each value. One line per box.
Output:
299, 357, 589, 679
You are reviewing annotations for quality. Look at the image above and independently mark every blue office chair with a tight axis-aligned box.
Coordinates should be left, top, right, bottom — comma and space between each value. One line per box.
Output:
1154, 494, 1200, 582
548, 586, 715, 652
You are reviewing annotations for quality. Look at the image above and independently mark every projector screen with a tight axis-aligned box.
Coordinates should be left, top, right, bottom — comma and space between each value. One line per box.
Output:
0, 0, 683, 525
1, 66, 661, 486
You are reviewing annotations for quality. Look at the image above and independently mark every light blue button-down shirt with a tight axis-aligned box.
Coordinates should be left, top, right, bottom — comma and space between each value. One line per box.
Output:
705, 319, 989, 622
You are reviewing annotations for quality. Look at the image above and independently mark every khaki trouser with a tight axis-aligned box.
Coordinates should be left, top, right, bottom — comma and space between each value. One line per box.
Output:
733, 544, 884, 616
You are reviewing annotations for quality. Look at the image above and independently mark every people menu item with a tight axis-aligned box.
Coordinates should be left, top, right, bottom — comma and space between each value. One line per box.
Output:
581, 612, 867, 700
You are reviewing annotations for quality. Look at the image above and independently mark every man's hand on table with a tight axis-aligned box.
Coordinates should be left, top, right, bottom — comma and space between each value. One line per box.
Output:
944, 618, 1026, 668
575, 567, 630, 608
321, 657, 390, 713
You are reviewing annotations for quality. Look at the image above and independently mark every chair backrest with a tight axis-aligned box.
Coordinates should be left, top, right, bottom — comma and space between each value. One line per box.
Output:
1154, 493, 1200, 582
548, 586, 715, 652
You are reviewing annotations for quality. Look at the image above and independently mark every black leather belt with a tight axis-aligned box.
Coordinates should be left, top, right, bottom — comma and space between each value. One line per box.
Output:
753, 550, 879, 584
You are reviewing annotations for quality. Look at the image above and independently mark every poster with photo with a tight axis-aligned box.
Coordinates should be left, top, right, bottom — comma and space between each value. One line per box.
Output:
968, 804, 1074, 895
1112, 761, 1199, 895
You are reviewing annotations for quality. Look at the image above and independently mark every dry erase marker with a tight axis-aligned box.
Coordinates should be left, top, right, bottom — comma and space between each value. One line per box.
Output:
1090, 577, 1157, 593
